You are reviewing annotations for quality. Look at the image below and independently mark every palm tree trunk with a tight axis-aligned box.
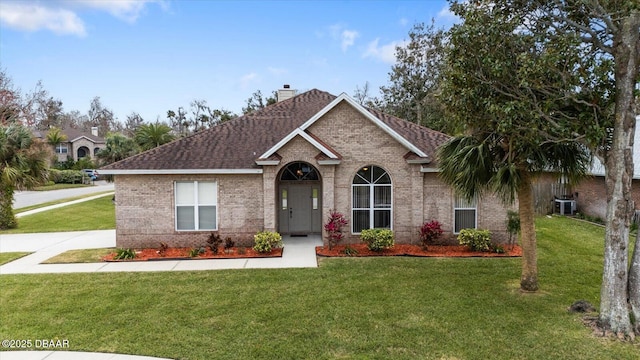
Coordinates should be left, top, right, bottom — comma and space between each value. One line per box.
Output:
0, 185, 17, 229
518, 171, 538, 292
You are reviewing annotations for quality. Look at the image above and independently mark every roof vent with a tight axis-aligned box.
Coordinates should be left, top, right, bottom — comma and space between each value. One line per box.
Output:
277, 84, 296, 102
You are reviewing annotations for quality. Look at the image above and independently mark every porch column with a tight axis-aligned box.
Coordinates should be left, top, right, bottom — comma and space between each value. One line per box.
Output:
262, 166, 277, 232
320, 165, 335, 246
411, 166, 424, 244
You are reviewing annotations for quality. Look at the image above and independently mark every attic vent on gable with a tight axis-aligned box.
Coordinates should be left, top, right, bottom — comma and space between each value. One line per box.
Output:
277, 84, 297, 102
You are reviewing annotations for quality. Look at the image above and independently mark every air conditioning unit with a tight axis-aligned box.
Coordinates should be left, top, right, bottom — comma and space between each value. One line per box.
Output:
556, 199, 576, 215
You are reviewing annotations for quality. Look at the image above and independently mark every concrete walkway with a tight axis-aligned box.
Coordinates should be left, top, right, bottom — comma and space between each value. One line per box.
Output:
0, 230, 321, 274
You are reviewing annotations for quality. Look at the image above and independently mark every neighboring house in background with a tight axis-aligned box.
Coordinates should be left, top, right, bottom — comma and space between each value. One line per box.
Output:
100, 87, 513, 249
573, 116, 640, 220
35, 127, 106, 162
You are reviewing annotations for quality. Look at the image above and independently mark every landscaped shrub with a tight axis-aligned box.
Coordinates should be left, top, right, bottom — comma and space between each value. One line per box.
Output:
253, 231, 283, 253
324, 210, 348, 249
457, 229, 492, 252
189, 247, 205, 257
157, 242, 168, 257
48, 169, 83, 184
113, 248, 136, 260
224, 237, 235, 254
360, 228, 394, 252
207, 233, 223, 254
506, 210, 520, 246
419, 220, 443, 249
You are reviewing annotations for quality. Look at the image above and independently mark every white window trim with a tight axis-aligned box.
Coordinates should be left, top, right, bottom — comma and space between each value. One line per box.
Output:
174, 181, 218, 231
351, 166, 393, 234
453, 195, 477, 234
56, 144, 68, 154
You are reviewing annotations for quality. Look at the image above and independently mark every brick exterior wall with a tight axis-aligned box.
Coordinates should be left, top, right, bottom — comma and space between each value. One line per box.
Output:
573, 177, 640, 220
114, 101, 513, 248
115, 174, 263, 248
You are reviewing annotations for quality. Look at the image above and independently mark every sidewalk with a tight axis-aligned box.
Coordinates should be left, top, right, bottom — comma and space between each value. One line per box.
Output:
0, 230, 321, 274
15, 192, 114, 218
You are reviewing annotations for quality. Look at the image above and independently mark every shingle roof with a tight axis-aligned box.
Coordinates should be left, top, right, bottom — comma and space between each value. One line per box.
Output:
101, 89, 450, 171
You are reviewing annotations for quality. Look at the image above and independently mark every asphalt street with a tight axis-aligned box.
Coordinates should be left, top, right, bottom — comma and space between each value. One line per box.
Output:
13, 181, 115, 209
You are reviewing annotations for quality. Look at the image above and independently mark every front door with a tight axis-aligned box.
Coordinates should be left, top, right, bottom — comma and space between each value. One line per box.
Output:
288, 185, 312, 234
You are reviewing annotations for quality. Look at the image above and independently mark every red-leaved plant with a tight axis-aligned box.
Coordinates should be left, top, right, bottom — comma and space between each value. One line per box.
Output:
420, 220, 443, 249
324, 210, 348, 250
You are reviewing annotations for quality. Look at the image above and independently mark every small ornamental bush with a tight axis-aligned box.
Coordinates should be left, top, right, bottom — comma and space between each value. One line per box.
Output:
457, 229, 492, 252
419, 220, 444, 249
207, 233, 223, 254
224, 237, 235, 254
157, 242, 168, 257
113, 248, 136, 260
189, 247, 205, 257
324, 210, 348, 249
253, 231, 283, 253
360, 228, 394, 252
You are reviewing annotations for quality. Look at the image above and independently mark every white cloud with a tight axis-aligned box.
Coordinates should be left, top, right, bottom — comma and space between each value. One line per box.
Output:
436, 5, 459, 23
328, 24, 359, 52
239, 72, 259, 89
267, 67, 288, 76
340, 29, 359, 52
75, 0, 164, 23
399, 17, 409, 27
363, 38, 404, 64
0, 0, 166, 36
0, 2, 86, 36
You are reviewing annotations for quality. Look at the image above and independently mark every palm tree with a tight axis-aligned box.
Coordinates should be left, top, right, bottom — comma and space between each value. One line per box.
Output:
96, 132, 139, 165
45, 127, 67, 159
0, 124, 50, 229
135, 123, 175, 151
438, 134, 589, 291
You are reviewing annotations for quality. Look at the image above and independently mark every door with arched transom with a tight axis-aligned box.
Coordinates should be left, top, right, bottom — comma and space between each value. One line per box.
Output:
277, 162, 322, 235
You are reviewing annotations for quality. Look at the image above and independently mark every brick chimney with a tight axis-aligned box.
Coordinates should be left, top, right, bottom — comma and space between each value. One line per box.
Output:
277, 84, 296, 102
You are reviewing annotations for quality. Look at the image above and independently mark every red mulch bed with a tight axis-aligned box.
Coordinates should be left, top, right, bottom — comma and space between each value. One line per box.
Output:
316, 244, 522, 257
103, 247, 282, 262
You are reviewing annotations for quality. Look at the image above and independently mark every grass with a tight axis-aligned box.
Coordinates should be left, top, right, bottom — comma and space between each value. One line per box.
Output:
15, 191, 114, 213
41, 248, 116, 264
2, 195, 115, 234
0, 252, 30, 265
0, 216, 637, 359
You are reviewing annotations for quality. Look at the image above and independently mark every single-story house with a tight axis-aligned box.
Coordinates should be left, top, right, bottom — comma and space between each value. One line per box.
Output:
573, 116, 640, 220
100, 87, 511, 249
35, 127, 106, 162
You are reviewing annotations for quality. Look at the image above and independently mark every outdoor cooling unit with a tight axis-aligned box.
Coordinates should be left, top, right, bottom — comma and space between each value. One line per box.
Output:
555, 198, 576, 216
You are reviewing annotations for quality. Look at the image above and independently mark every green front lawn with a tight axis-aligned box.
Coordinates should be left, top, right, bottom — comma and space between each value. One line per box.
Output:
0, 216, 636, 359
2, 195, 115, 234
0, 252, 30, 265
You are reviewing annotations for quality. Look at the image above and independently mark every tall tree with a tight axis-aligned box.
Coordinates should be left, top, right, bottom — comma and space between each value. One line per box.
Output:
96, 133, 139, 165
135, 122, 175, 151
123, 112, 145, 137
242, 90, 276, 114
86, 97, 117, 136
523, 0, 640, 339
0, 124, 50, 229
439, 1, 598, 292
379, 22, 453, 133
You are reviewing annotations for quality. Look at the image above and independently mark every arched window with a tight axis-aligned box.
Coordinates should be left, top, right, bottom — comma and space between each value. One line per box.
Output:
280, 162, 319, 181
352, 165, 392, 233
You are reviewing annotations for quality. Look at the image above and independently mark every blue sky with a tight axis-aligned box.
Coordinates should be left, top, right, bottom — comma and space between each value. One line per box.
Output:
0, 0, 456, 124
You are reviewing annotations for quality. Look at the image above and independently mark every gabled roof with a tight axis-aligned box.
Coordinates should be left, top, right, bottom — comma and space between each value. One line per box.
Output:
100, 89, 451, 174
35, 128, 105, 144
